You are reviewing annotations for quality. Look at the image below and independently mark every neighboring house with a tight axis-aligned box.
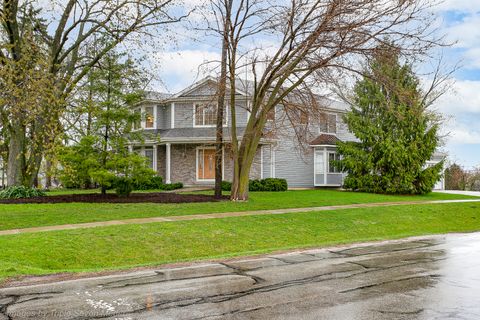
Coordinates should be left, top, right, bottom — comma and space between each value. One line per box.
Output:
129, 77, 445, 190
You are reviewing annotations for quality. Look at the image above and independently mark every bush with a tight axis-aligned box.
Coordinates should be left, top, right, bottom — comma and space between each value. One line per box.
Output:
222, 178, 288, 192
114, 177, 133, 197
262, 178, 288, 191
0, 186, 46, 199
133, 176, 163, 190
160, 182, 183, 191
221, 181, 232, 191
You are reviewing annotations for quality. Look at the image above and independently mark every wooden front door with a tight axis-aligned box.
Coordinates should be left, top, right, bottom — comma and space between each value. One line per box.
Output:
198, 148, 216, 180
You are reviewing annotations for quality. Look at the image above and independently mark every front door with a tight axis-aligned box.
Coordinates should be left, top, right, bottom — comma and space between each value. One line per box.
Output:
198, 148, 216, 180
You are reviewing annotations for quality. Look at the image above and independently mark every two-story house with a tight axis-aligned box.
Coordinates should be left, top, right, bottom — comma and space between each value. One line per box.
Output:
130, 77, 446, 190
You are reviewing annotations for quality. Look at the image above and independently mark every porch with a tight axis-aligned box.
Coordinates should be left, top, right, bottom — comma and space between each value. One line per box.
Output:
133, 142, 262, 186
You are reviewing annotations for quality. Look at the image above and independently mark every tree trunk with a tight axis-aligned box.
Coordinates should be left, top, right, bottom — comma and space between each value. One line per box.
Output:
45, 159, 52, 188
230, 130, 262, 201
7, 124, 26, 187
214, 0, 232, 199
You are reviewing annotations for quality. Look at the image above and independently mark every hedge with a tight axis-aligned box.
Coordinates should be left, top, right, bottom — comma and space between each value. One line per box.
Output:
221, 178, 288, 192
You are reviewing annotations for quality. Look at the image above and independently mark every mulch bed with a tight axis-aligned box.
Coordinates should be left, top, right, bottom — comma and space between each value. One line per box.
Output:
0, 192, 228, 204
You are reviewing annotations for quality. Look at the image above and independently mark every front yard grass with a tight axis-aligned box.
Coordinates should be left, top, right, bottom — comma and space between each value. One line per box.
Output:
0, 189, 476, 231
0, 201, 479, 283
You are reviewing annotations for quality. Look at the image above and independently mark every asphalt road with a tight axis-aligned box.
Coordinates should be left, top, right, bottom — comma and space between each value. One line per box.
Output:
1, 233, 480, 320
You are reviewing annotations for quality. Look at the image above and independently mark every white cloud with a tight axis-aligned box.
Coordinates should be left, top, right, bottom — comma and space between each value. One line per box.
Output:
434, 79, 480, 115
446, 126, 480, 144
447, 15, 480, 48
153, 49, 221, 92
434, 0, 480, 13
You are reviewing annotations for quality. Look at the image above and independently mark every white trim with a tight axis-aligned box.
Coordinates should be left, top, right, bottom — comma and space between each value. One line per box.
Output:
323, 147, 327, 185
270, 146, 276, 178
153, 145, 158, 173
165, 143, 171, 184
260, 145, 264, 179
171, 103, 175, 129
153, 105, 158, 130
195, 146, 224, 182
313, 147, 342, 187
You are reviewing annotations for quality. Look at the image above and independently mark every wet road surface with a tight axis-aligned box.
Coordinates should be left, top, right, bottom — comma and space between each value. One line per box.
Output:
1, 232, 480, 319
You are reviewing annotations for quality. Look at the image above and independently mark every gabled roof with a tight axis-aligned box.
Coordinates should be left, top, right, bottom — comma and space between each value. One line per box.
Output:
170, 76, 252, 99
144, 91, 172, 101
309, 134, 341, 146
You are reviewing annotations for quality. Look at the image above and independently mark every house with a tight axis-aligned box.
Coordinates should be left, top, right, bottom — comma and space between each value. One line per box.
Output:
129, 77, 446, 190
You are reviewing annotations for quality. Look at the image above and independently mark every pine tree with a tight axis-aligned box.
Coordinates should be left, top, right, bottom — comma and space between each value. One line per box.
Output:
337, 49, 443, 195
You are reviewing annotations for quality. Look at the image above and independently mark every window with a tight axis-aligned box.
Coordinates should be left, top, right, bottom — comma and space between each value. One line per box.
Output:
328, 152, 341, 173
320, 113, 336, 133
145, 106, 154, 128
144, 148, 154, 170
315, 151, 325, 175
195, 103, 217, 126
194, 103, 227, 126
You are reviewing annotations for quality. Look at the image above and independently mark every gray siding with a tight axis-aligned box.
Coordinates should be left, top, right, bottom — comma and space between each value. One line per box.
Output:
261, 144, 272, 179
232, 102, 250, 127
274, 135, 315, 188
174, 102, 195, 128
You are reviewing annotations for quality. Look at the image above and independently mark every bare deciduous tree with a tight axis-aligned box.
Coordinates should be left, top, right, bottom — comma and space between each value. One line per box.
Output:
221, 0, 445, 200
0, 0, 185, 186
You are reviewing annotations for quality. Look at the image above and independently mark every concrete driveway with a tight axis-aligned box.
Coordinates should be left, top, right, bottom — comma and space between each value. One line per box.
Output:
1, 233, 480, 320
437, 190, 480, 197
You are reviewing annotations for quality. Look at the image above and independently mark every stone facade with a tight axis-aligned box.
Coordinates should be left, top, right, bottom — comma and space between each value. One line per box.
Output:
156, 143, 262, 185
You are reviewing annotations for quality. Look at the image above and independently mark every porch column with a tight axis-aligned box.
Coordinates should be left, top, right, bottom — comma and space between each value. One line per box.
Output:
165, 143, 171, 184
153, 145, 158, 174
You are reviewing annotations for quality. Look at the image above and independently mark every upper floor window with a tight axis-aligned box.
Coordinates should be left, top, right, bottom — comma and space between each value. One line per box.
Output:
194, 103, 227, 127
133, 105, 156, 130
145, 106, 154, 128
320, 113, 336, 134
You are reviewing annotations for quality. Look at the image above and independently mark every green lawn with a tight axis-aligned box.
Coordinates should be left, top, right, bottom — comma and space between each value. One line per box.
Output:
1, 201, 479, 283
0, 190, 476, 231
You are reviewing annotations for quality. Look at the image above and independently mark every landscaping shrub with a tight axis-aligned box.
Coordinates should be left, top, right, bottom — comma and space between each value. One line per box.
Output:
114, 177, 134, 197
0, 186, 46, 199
133, 176, 163, 190
161, 182, 184, 191
262, 178, 288, 191
132, 176, 182, 191
221, 181, 232, 191
222, 178, 288, 192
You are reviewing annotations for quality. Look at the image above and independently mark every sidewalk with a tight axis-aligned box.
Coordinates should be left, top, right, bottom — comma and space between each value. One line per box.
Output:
1, 199, 479, 237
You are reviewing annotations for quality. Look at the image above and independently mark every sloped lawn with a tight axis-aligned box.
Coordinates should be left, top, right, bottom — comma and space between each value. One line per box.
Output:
0, 189, 476, 231
0, 201, 479, 284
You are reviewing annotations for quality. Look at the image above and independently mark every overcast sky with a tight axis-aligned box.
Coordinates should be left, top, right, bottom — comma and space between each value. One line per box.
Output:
146, 0, 480, 169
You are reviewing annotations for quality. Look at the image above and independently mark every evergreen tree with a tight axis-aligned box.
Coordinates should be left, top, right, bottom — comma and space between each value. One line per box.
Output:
57, 50, 154, 195
337, 49, 443, 195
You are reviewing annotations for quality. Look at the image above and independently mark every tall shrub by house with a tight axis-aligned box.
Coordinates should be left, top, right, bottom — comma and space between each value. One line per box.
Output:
337, 49, 443, 195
